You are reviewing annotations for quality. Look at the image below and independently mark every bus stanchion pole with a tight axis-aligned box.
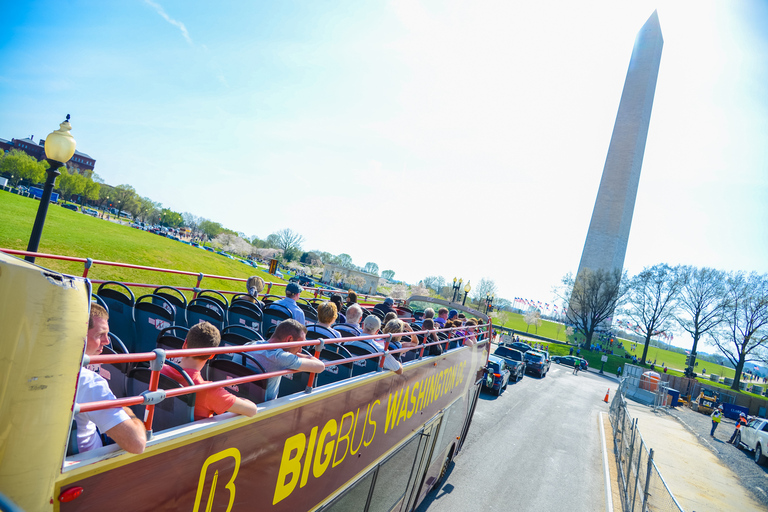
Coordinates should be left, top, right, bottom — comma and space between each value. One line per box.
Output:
306, 340, 324, 391
379, 335, 391, 372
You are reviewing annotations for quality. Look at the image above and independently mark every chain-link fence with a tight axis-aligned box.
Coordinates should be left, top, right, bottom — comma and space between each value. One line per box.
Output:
609, 381, 685, 512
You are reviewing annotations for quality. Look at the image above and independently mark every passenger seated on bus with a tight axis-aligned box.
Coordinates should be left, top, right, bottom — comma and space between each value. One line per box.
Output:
74, 304, 146, 454
373, 297, 397, 316
421, 318, 443, 356
275, 282, 306, 324
423, 308, 435, 322
245, 319, 325, 400
383, 312, 398, 327
246, 275, 265, 303
348, 316, 403, 375
317, 302, 340, 337
463, 319, 478, 346
345, 290, 358, 308
161, 322, 258, 420
383, 319, 419, 352
434, 308, 449, 327
329, 294, 346, 323
341, 304, 363, 332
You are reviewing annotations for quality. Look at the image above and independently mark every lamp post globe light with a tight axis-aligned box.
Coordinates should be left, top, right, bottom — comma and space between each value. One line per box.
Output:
462, 281, 471, 306
25, 115, 76, 263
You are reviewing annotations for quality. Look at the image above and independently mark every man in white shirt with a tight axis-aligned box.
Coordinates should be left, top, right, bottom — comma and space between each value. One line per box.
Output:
74, 304, 146, 454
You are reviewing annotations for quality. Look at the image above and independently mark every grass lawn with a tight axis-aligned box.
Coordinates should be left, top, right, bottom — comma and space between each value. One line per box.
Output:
0, 191, 297, 299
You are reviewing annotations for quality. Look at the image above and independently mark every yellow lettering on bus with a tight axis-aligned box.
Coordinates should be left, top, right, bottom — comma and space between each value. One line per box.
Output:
313, 419, 337, 479
385, 388, 402, 433
194, 447, 241, 512
396, 384, 410, 426
300, 426, 319, 488
408, 381, 419, 419
273, 433, 306, 505
350, 406, 366, 455
416, 377, 427, 412
364, 400, 379, 446
333, 411, 355, 468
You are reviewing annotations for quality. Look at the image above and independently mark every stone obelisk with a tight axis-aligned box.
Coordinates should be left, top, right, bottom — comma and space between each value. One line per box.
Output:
576, 11, 663, 276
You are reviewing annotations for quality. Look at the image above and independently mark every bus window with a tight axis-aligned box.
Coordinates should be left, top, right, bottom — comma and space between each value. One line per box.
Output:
367, 436, 421, 512
321, 472, 374, 512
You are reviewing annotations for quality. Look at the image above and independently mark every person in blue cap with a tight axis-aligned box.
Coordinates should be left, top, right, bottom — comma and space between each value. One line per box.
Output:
275, 282, 306, 324
373, 297, 398, 316
448, 309, 458, 322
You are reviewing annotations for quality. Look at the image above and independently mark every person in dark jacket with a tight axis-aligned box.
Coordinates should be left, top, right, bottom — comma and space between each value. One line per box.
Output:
373, 297, 397, 316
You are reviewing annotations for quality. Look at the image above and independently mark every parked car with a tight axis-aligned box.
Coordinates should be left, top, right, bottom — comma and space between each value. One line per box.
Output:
552, 355, 588, 370
483, 355, 511, 396
82, 208, 98, 217
492, 346, 526, 382
290, 276, 315, 287
736, 417, 768, 465
508, 341, 533, 353
523, 350, 550, 378
61, 203, 78, 211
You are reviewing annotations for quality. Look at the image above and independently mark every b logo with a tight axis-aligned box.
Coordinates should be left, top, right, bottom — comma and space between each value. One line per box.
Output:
193, 448, 241, 512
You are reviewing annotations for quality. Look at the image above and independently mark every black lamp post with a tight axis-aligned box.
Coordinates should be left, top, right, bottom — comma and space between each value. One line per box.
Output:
462, 281, 471, 306
25, 115, 76, 263
452, 277, 462, 303
485, 293, 494, 314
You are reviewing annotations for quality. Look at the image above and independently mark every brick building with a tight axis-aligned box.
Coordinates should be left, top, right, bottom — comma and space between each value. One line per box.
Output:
2, 135, 96, 174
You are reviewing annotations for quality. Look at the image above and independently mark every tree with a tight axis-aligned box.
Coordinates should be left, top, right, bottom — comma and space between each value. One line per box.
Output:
271, 229, 305, 254
199, 219, 224, 240
110, 184, 138, 218
391, 284, 407, 300
381, 269, 395, 281
362, 262, 379, 275
423, 276, 446, 293
159, 208, 183, 228
336, 253, 354, 268
675, 266, 729, 376
0, 149, 46, 186
472, 277, 498, 305
97, 183, 114, 209
560, 267, 627, 347
524, 310, 542, 333
623, 264, 682, 364
136, 197, 160, 223
182, 212, 199, 231
82, 179, 100, 203
55, 168, 86, 200
713, 272, 768, 390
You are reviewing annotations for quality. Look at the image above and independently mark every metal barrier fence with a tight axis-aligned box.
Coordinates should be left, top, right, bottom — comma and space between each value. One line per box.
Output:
609, 381, 685, 512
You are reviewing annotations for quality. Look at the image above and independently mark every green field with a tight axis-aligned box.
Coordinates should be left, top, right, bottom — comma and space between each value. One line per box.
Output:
0, 191, 285, 298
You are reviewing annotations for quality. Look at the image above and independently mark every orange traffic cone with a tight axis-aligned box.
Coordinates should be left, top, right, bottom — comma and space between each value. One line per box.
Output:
603, 389, 610, 403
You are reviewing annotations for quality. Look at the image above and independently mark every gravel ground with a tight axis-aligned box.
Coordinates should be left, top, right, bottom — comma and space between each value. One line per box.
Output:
667, 405, 768, 509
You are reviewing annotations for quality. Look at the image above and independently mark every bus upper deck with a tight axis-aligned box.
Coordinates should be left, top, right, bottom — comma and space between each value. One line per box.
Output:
0, 249, 490, 512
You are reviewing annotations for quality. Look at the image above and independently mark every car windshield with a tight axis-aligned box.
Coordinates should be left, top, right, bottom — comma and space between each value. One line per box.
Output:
494, 347, 522, 360
524, 352, 544, 362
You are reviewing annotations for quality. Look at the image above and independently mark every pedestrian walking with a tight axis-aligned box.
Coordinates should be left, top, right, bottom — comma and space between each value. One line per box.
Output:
728, 413, 748, 444
710, 406, 723, 436
617, 366, 622, 378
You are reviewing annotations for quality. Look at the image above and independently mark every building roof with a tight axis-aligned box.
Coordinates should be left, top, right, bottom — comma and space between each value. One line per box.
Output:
74, 149, 93, 159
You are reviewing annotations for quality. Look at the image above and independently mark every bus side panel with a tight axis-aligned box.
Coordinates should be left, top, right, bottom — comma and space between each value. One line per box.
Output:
0, 253, 90, 512
57, 345, 483, 511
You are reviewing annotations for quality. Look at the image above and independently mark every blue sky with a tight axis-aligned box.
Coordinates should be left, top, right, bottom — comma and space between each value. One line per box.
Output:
1, 1, 767, 344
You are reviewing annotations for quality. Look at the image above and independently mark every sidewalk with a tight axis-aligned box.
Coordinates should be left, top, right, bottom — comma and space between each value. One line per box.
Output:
619, 400, 765, 511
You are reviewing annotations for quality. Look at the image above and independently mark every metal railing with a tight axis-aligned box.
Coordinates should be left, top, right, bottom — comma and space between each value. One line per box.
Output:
609, 381, 685, 512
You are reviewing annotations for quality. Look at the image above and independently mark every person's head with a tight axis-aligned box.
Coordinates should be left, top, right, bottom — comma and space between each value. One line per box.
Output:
383, 297, 394, 307
285, 282, 303, 299
317, 301, 338, 326
448, 310, 458, 320
346, 304, 363, 324
184, 321, 221, 360
346, 290, 358, 304
330, 294, 344, 312
457, 313, 466, 321
465, 318, 477, 330
423, 318, 436, 330
87, 303, 110, 356
363, 315, 381, 334
272, 319, 308, 353
423, 308, 435, 319
247, 275, 265, 298
438, 308, 449, 319
383, 319, 407, 340
383, 312, 398, 326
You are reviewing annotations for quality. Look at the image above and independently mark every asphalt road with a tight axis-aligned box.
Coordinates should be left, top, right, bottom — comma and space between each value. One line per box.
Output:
416, 362, 616, 512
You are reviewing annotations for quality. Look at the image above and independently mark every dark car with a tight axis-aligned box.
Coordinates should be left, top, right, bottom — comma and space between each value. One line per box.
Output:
507, 341, 533, 353
523, 350, 550, 378
552, 355, 588, 370
492, 346, 526, 382
290, 276, 315, 287
483, 355, 511, 396
61, 203, 78, 211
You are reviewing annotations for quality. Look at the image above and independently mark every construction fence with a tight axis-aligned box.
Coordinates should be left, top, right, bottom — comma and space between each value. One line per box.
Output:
609, 381, 685, 512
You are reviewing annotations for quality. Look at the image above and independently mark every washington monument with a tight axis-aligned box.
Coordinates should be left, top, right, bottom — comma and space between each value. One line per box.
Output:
576, 11, 663, 276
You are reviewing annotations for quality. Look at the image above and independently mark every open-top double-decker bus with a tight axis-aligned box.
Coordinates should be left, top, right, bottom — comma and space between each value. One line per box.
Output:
0, 250, 490, 512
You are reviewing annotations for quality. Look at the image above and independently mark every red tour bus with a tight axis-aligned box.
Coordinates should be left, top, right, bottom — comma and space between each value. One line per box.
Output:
0, 250, 490, 512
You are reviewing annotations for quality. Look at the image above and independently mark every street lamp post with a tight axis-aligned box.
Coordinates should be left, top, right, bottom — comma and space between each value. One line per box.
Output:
485, 293, 494, 314
462, 281, 471, 306
452, 277, 463, 303
25, 115, 76, 263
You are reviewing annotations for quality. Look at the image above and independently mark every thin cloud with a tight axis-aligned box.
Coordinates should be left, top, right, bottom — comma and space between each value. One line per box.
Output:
145, 0, 193, 45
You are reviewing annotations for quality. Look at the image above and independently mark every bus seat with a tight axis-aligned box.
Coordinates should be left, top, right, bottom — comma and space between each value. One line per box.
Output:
186, 297, 225, 331
206, 358, 267, 405
297, 300, 318, 323
333, 324, 362, 338
344, 344, 381, 377
261, 303, 293, 338
133, 294, 175, 354
277, 370, 310, 398
126, 363, 195, 432
306, 323, 340, 340
227, 302, 262, 333
97, 282, 136, 352
94, 346, 128, 398
153, 286, 188, 327
156, 325, 189, 364
197, 290, 229, 313
316, 350, 353, 386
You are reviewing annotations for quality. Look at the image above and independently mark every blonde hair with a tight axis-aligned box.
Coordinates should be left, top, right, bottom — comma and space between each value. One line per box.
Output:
317, 302, 338, 325
89, 303, 109, 328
